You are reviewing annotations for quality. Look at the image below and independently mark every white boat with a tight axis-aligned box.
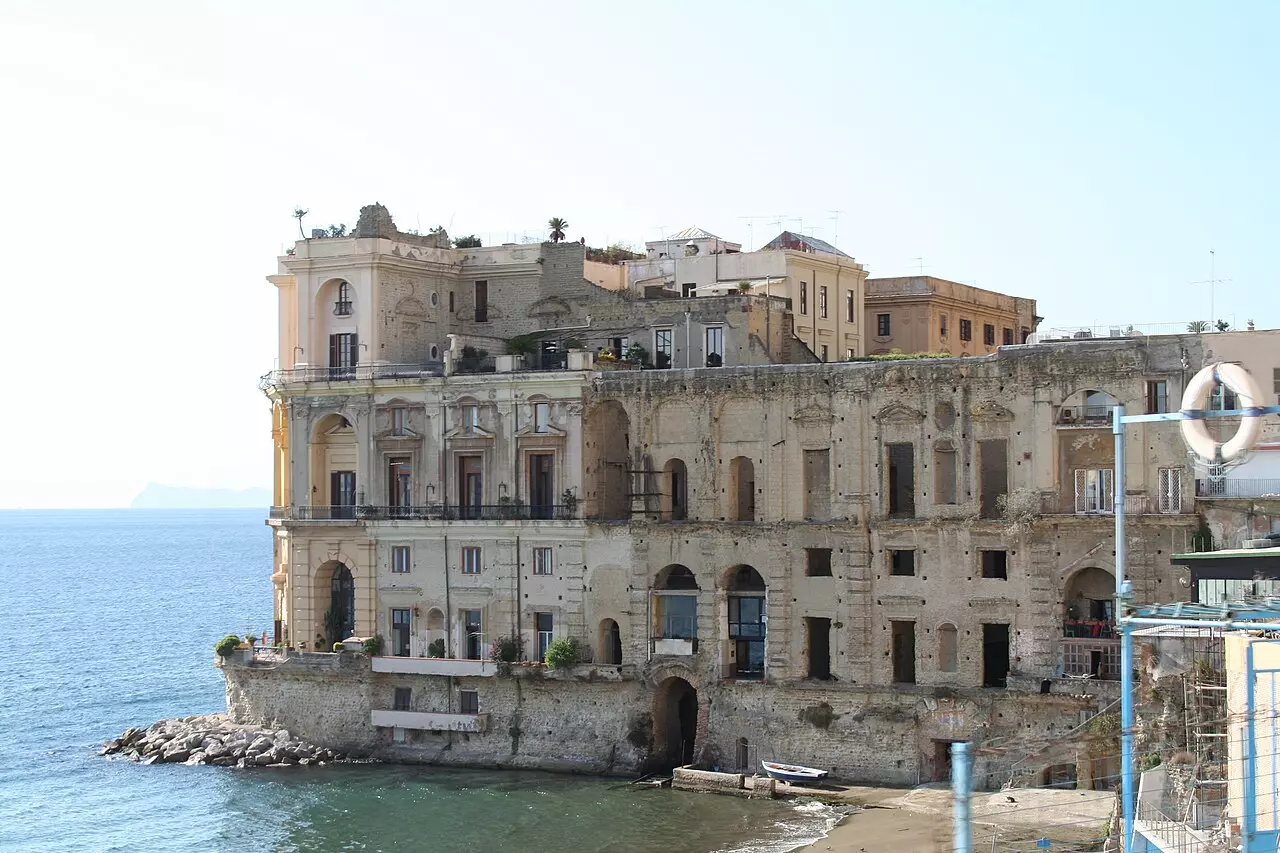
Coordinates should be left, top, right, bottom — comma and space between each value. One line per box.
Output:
761, 761, 829, 784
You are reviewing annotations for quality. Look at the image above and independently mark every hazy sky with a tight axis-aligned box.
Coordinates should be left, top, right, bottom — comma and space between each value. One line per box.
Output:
1, 1, 1276, 508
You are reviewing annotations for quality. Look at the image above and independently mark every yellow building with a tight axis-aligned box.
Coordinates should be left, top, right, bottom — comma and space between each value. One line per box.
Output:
863, 275, 1039, 357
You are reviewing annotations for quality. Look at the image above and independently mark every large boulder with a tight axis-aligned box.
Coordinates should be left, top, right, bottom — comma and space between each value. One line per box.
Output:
246, 736, 273, 756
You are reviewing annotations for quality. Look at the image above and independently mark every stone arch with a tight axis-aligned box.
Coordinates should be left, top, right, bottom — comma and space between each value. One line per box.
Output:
723, 564, 765, 591
728, 456, 755, 521
597, 618, 622, 665
655, 564, 699, 590
584, 401, 630, 520
1064, 566, 1116, 625
652, 676, 699, 770
661, 458, 689, 521
938, 622, 958, 672
314, 560, 355, 647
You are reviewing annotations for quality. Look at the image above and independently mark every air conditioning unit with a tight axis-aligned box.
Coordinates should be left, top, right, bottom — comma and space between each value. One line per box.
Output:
1061, 408, 1077, 422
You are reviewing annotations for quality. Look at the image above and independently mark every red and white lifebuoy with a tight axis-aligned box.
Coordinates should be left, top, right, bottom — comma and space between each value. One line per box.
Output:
1179, 362, 1265, 462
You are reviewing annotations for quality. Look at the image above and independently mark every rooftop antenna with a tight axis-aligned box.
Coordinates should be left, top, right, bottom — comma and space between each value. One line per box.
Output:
913, 257, 927, 275
738, 215, 771, 252
1190, 249, 1232, 327
828, 209, 846, 249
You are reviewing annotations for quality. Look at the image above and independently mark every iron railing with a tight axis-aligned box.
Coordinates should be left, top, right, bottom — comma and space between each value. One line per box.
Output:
271, 504, 578, 522
266, 363, 446, 385
1196, 478, 1280, 498
333, 300, 352, 317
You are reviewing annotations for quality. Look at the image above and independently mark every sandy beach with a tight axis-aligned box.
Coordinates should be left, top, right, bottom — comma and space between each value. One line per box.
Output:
793, 784, 1116, 853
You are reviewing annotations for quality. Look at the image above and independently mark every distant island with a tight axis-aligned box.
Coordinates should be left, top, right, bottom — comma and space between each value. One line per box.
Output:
130, 484, 272, 509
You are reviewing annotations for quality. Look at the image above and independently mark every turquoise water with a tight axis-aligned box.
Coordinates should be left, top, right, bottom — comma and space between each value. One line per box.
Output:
0, 510, 836, 852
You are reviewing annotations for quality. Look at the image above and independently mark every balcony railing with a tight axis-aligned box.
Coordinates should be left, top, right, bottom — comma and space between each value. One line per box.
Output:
333, 300, 352, 317
1196, 478, 1280, 499
279, 505, 358, 521
728, 622, 765, 639
265, 363, 445, 385
371, 657, 497, 677
1058, 637, 1121, 681
1057, 405, 1113, 426
270, 504, 579, 522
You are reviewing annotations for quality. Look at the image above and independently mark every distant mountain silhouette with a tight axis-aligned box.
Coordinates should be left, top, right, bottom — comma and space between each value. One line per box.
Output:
130, 483, 272, 509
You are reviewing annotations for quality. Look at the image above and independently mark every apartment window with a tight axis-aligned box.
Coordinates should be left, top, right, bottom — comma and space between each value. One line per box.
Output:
982, 624, 1010, 688
983, 323, 996, 346
978, 439, 1008, 520
877, 313, 891, 336
334, 281, 353, 317
1158, 468, 1183, 514
462, 405, 479, 431
891, 621, 916, 684
391, 407, 409, 436
705, 326, 724, 367
819, 286, 828, 319
1074, 468, 1115, 514
846, 290, 855, 323
474, 280, 489, 323
980, 550, 1008, 580
462, 546, 482, 574
459, 689, 479, 715
1002, 327, 1013, 346
889, 549, 916, 577
800, 282, 808, 315
393, 687, 411, 711
886, 443, 915, 518
391, 545, 411, 574
532, 402, 550, 433
805, 617, 831, 680
608, 336, 630, 359
463, 610, 484, 659
939, 314, 948, 337
532, 546, 554, 575
1210, 384, 1238, 411
959, 319, 972, 342
536, 612, 554, 660
1146, 380, 1169, 414
328, 332, 358, 377
805, 548, 833, 577
654, 328, 673, 369
681, 282, 696, 298
820, 344, 829, 362
845, 348, 854, 361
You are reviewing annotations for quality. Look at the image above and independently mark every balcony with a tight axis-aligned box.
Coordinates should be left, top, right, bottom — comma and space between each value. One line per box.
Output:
1196, 478, 1280, 499
333, 300, 352, 317
371, 710, 489, 733
1058, 636, 1121, 681
651, 637, 698, 656
262, 362, 445, 388
269, 505, 358, 521
371, 656, 497, 677
269, 504, 579, 523
1056, 405, 1113, 427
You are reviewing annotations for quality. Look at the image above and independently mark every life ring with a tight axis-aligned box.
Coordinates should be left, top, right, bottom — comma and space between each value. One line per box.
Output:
1179, 362, 1265, 462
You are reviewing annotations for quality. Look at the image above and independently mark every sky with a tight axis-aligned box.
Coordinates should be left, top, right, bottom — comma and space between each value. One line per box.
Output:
1, 1, 1276, 508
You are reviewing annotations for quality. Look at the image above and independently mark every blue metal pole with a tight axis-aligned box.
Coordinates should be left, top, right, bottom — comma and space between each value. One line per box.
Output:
1114, 405, 1136, 853
1244, 642, 1258, 853
952, 741, 972, 853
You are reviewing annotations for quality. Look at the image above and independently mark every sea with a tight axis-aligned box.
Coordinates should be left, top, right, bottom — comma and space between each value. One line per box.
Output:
0, 509, 841, 853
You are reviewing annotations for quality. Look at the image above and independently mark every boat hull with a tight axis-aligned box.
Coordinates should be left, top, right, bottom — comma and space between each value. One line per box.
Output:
761, 761, 828, 784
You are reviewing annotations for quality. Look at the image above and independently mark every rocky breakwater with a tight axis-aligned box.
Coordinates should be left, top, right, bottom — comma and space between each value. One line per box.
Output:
101, 713, 347, 769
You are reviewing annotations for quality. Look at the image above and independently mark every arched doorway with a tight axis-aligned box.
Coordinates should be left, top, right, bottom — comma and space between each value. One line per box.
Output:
661, 458, 688, 521
327, 565, 355, 646
598, 618, 622, 665
725, 565, 766, 678
653, 676, 698, 769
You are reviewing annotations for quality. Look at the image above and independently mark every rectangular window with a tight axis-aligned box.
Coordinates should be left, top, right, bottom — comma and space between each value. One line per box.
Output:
820, 344, 829, 362
977, 439, 1008, 519
891, 620, 916, 684
800, 282, 808, 315
654, 328, 673, 369
983, 323, 995, 346
939, 314, 948, 336
819, 285, 828, 319
886, 443, 915, 518
877, 313, 891, 336
982, 623, 1010, 688
533, 402, 550, 433
1158, 468, 1183, 514
462, 405, 479, 430
449, 291, 455, 313
328, 333, 358, 378
845, 348, 854, 361
846, 290, 855, 323
463, 610, 483, 659
474, 281, 489, 323
890, 549, 916, 576
391, 608, 412, 656
1074, 468, 1115, 514
1146, 380, 1168, 414
388, 456, 412, 513
393, 687, 411, 711
805, 548, 832, 577
1002, 327, 1013, 346
1210, 385, 1238, 411
459, 689, 479, 715
462, 546, 482, 574
980, 550, 1008, 580
805, 617, 831, 680
532, 546, 554, 575
391, 545, 411, 574
536, 612, 554, 660
705, 326, 724, 367
392, 407, 409, 436
959, 319, 972, 342
681, 282, 696, 298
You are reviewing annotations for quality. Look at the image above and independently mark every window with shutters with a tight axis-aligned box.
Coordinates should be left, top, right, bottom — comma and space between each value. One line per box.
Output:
1002, 327, 1013, 346
819, 286, 828, 319
462, 547, 482, 574
391, 545, 411, 573
983, 324, 996, 346
532, 546, 554, 575
877, 314, 891, 336
846, 290, 855, 323
459, 690, 479, 714
1074, 468, 1114, 514
959, 319, 972, 341
1146, 380, 1168, 414
1158, 468, 1183, 514
799, 282, 808, 315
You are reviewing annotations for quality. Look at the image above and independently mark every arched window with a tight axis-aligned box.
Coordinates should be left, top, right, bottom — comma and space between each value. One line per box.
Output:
334, 281, 353, 316
598, 618, 622, 665
938, 623, 958, 672
653, 565, 698, 645
726, 565, 766, 678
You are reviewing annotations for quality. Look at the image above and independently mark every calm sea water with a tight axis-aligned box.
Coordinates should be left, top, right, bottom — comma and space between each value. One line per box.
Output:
0, 510, 837, 853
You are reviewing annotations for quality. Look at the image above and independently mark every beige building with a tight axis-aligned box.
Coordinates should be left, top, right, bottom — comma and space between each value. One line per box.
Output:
621, 228, 868, 362
864, 275, 1039, 356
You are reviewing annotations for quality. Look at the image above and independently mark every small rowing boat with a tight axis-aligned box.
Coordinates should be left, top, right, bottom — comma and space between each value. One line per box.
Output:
761, 761, 829, 784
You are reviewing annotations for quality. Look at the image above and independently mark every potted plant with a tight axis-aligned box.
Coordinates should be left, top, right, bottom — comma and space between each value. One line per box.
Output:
560, 488, 579, 518
428, 638, 446, 658
544, 637, 581, 671
215, 634, 241, 658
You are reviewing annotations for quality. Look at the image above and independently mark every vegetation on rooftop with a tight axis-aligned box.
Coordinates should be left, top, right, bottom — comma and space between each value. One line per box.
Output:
585, 243, 643, 264
846, 350, 953, 362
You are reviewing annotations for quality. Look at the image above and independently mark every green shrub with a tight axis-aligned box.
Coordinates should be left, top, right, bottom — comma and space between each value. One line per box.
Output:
363, 634, 384, 656
333, 642, 345, 652
215, 634, 242, 658
490, 633, 525, 663
428, 638, 446, 658
544, 637, 581, 670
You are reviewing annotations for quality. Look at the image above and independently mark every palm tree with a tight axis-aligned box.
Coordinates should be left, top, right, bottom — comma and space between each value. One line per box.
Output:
548, 217, 568, 243
293, 207, 308, 239
1187, 320, 1209, 334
